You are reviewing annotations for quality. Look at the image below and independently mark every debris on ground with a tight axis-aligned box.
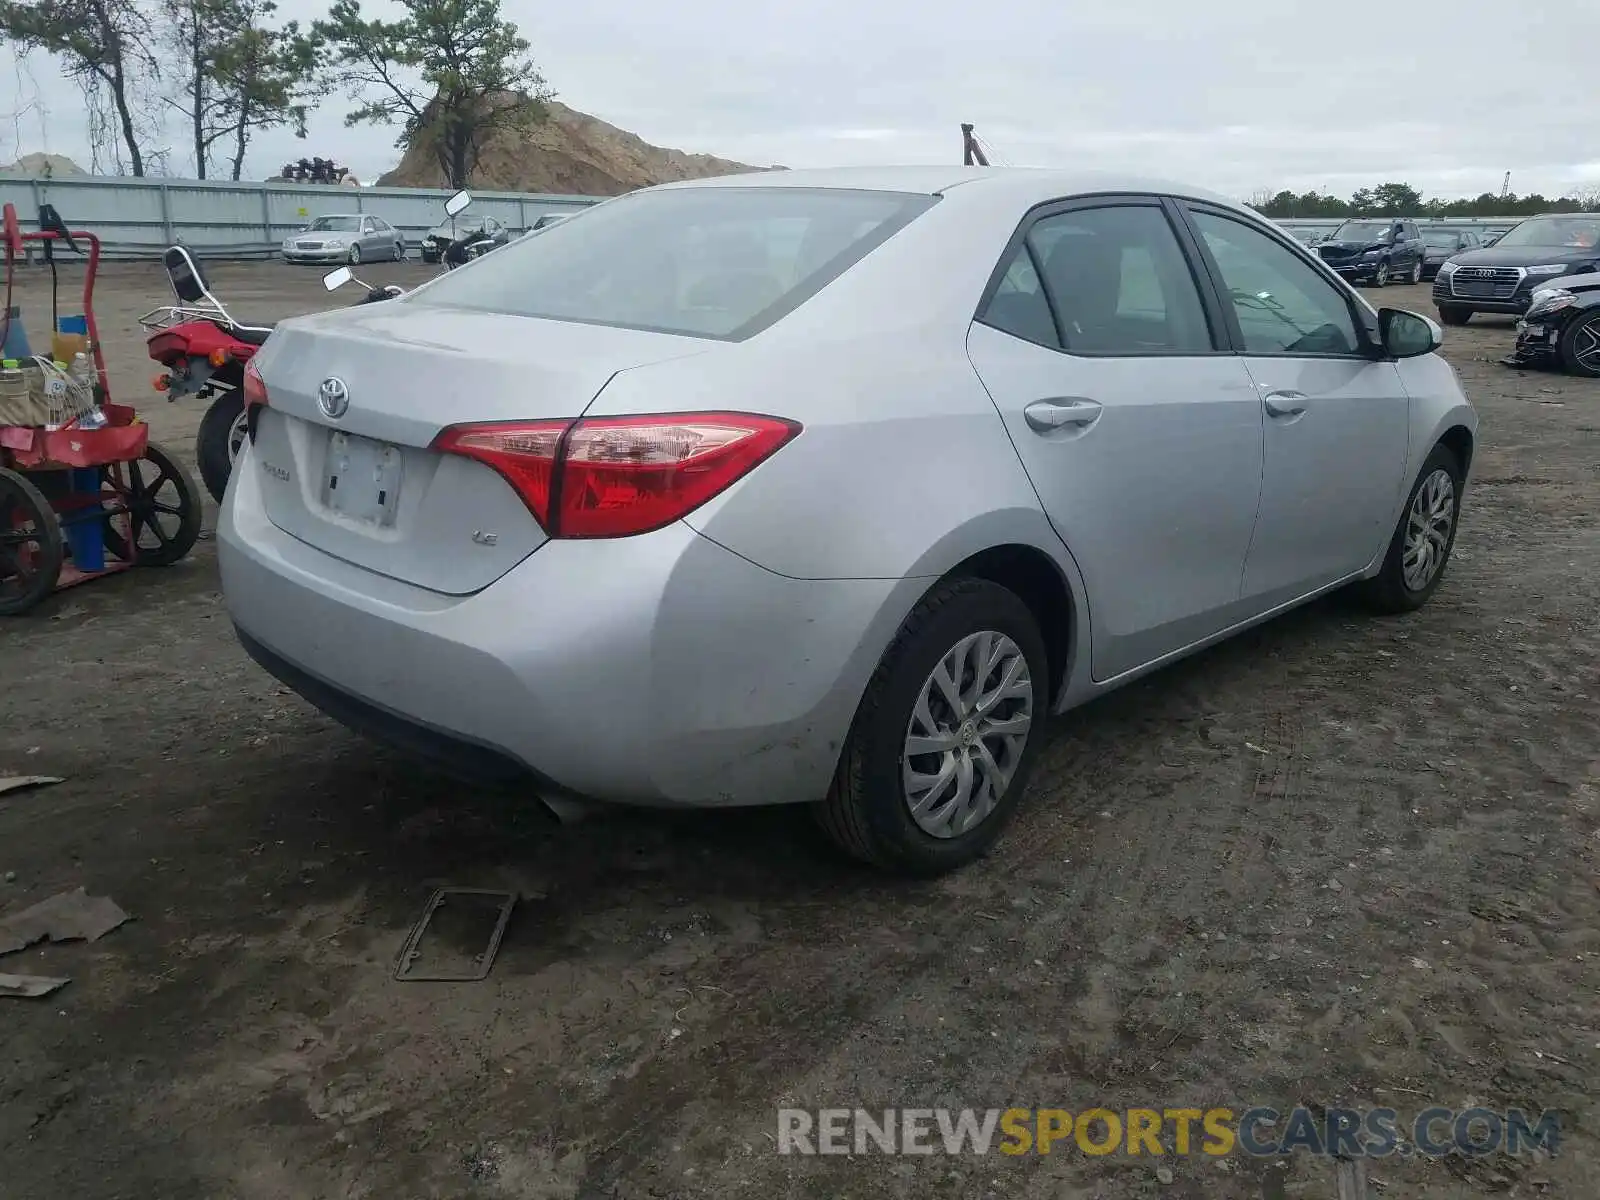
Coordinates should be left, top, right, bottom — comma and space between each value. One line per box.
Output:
0, 887, 131, 956
0, 971, 71, 998
0, 775, 65, 798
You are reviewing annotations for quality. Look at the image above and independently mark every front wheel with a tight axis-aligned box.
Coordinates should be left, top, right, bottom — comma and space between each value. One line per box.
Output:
196, 390, 246, 504
1354, 443, 1463, 614
1438, 306, 1472, 326
1372, 259, 1391, 287
348, 244, 362, 265
1558, 310, 1600, 378
814, 578, 1048, 876
1410, 259, 1423, 284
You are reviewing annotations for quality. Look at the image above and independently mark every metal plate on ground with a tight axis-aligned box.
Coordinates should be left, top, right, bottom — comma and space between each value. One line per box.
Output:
393, 887, 516, 982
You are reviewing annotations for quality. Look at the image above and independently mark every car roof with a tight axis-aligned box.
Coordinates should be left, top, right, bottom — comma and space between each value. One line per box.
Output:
654, 165, 1244, 210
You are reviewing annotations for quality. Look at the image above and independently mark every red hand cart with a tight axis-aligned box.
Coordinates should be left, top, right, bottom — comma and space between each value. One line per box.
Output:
0, 201, 203, 615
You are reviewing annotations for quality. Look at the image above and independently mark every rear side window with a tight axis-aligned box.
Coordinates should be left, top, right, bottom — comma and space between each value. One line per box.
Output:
1026, 205, 1214, 354
413, 187, 936, 340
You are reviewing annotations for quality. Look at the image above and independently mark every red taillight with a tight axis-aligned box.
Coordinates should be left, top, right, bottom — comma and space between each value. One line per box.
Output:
242, 358, 268, 409
433, 412, 800, 538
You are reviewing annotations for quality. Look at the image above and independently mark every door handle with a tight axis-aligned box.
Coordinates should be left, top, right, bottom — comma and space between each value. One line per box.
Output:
1262, 391, 1307, 418
1024, 397, 1102, 432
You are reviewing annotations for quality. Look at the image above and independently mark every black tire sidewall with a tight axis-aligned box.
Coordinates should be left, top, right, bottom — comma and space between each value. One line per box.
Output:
1438, 306, 1471, 326
843, 581, 1050, 874
196, 390, 245, 505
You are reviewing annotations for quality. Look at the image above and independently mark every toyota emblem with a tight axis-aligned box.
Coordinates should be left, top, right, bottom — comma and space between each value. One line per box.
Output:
318, 376, 350, 419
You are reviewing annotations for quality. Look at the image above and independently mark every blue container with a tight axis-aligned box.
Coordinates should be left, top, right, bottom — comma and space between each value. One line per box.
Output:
57, 314, 88, 336
1, 306, 32, 360
61, 467, 106, 572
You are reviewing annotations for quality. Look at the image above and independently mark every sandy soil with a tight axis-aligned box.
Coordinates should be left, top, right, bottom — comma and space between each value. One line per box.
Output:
1, 263, 1597, 1200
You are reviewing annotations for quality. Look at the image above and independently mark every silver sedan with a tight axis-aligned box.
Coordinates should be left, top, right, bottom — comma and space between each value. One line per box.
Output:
224, 167, 1477, 875
281, 214, 406, 265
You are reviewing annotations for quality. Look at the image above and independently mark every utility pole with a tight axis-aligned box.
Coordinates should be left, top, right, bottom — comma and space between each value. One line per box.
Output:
961, 124, 988, 167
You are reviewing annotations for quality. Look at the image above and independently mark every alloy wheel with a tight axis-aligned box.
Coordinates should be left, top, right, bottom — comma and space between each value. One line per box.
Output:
227, 408, 250, 464
1571, 318, 1600, 373
1411, 260, 1423, 284
1403, 468, 1455, 591
902, 630, 1035, 838
1375, 261, 1390, 287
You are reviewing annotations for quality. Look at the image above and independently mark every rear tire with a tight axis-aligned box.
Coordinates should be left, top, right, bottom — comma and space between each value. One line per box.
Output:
814, 578, 1049, 876
196, 390, 246, 505
1354, 443, 1463, 614
1557, 310, 1600, 378
1438, 306, 1472, 326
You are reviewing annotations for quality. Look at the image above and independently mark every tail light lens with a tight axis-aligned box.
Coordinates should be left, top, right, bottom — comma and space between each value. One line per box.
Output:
242, 359, 268, 409
242, 359, 269, 444
433, 412, 800, 538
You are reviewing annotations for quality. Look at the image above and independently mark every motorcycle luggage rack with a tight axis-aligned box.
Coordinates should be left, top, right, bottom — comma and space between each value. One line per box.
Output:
135, 245, 271, 341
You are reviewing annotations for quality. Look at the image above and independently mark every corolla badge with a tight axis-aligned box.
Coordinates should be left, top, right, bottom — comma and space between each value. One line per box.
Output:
318, 376, 350, 419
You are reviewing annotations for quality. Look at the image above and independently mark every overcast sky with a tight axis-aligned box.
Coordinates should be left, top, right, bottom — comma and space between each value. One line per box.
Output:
2, 0, 1596, 200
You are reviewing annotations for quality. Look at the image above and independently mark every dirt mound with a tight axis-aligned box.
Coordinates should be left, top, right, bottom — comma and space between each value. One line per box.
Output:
377, 98, 779, 195
2, 152, 87, 178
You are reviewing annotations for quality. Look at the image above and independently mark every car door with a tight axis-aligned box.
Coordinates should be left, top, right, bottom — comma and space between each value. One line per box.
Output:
965, 197, 1265, 682
1403, 222, 1426, 272
356, 217, 379, 257
1178, 204, 1411, 608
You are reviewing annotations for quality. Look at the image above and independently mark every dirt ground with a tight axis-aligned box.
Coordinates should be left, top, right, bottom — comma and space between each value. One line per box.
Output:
1, 262, 1597, 1200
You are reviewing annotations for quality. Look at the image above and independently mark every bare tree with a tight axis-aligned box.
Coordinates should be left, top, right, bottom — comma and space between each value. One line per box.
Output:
0, 0, 160, 175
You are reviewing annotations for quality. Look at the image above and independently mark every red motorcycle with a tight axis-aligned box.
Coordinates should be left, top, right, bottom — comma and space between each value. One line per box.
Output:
140, 246, 273, 504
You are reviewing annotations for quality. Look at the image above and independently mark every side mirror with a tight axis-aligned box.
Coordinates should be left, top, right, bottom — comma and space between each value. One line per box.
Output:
444, 190, 472, 217
322, 266, 353, 292
1379, 308, 1442, 359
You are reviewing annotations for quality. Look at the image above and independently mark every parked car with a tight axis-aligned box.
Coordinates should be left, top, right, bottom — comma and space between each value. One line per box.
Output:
420, 214, 511, 263
1419, 227, 1481, 281
220, 167, 1476, 875
1502, 268, 1600, 377
1314, 218, 1428, 286
1431, 214, 1600, 325
282, 214, 406, 265
1478, 228, 1512, 248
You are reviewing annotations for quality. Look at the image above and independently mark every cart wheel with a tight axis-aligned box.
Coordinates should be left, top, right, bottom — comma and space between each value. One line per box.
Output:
0, 467, 64, 615
102, 442, 202, 567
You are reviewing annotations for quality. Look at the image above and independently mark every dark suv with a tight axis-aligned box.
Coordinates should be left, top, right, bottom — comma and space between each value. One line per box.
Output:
1431, 214, 1600, 325
1315, 218, 1427, 287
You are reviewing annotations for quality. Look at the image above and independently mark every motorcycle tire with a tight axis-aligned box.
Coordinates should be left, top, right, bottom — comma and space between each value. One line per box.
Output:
197, 391, 247, 505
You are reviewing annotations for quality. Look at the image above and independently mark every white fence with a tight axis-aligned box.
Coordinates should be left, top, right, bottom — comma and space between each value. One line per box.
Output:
0, 174, 603, 260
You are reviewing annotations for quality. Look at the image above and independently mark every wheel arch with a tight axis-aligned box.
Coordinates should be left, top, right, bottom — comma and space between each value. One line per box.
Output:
935, 542, 1079, 705
1438, 423, 1475, 479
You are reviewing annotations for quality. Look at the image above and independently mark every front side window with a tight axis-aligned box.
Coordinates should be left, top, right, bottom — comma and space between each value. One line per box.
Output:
1024, 205, 1213, 354
413, 187, 935, 340
1191, 210, 1362, 357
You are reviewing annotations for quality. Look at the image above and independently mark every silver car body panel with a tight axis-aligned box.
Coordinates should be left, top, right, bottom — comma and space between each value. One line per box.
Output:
222, 166, 1478, 807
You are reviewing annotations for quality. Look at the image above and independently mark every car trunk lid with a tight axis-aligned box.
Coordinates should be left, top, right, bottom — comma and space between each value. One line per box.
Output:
250, 303, 711, 594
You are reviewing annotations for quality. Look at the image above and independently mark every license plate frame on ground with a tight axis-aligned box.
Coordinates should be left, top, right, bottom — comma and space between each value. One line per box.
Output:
323, 430, 403, 527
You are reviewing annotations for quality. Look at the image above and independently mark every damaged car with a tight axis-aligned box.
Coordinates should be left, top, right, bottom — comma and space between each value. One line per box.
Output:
1502, 268, 1600, 377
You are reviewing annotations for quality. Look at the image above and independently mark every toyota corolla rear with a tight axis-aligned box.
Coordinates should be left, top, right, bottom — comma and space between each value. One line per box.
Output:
218, 182, 949, 807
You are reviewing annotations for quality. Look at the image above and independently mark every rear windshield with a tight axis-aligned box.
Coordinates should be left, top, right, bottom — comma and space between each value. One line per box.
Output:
410, 186, 937, 339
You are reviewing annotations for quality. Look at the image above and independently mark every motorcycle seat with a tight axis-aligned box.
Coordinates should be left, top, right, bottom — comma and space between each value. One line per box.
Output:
214, 318, 275, 345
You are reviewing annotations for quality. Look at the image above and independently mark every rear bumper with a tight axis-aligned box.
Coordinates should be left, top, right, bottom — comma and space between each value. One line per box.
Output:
219, 446, 913, 807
